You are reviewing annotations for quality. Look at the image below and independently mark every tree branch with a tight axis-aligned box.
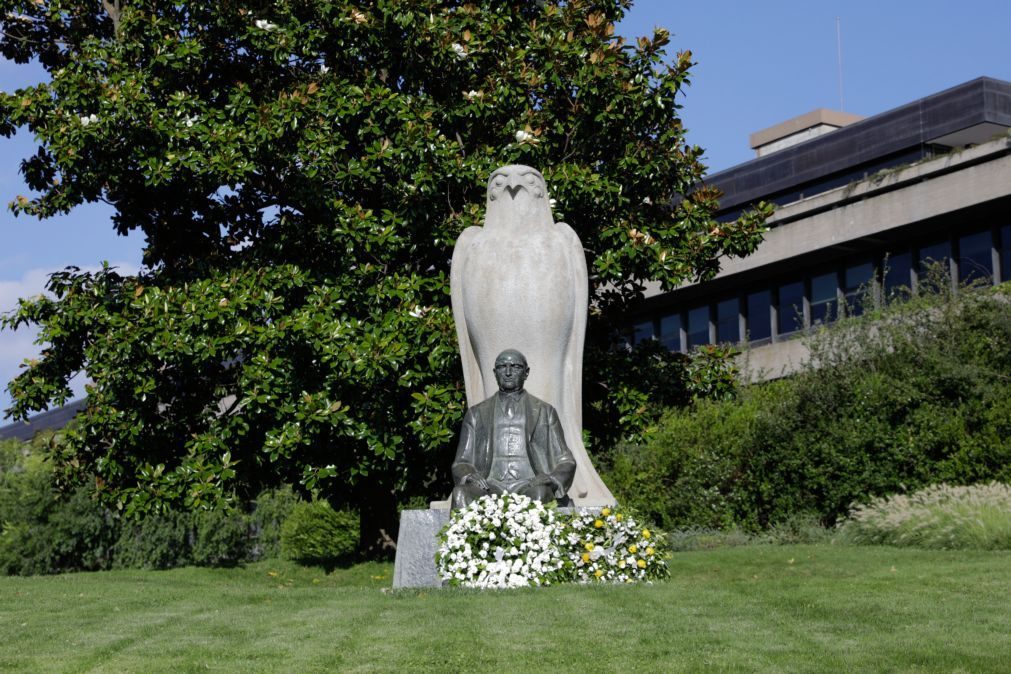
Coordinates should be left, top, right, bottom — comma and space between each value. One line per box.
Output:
101, 0, 122, 37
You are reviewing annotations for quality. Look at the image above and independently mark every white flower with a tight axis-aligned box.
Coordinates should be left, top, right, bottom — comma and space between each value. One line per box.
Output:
451, 43, 467, 59
437, 493, 563, 589
79, 113, 99, 126
254, 19, 279, 31
319, 64, 331, 74
548, 198, 557, 209
463, 90, 483, 101
514, 129, 533, 143
184, 115, 199, 128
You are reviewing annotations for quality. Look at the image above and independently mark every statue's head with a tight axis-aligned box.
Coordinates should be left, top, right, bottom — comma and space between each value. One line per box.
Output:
493, 349, 529, 392
485, 165, 552, 228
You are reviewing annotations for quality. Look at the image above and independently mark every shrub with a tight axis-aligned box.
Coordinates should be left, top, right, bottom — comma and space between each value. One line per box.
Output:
603, 283, 1011, 532
837, 482, 1011, 550
250, 485, 300, 560
1, 433, 308, 573
192, 508, 252, 567
114, 511, 193, 570
280, 500, 359, 566
0, 434, 118, 575
603, 381, 791, 532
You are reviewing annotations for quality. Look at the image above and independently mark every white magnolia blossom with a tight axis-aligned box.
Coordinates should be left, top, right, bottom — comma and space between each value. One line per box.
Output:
463, 90, 483, 101
79, 113, 99, 126
548, 198, 557, 209
451, 43, 467, 59
254, 19, 279, 31
319, 64, 331, 74
514, 129, 533, 143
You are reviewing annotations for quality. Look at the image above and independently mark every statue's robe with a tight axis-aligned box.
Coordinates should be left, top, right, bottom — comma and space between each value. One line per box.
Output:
451, 391, 576, 509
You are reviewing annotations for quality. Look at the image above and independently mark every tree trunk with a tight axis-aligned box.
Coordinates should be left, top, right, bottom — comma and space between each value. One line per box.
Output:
355, 484, 399, 560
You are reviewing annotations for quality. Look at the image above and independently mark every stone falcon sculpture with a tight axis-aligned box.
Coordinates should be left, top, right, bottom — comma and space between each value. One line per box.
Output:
450, 165, 615, 506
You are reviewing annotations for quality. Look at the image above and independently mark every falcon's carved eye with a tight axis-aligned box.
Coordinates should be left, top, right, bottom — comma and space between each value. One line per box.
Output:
489, 173, 508, 200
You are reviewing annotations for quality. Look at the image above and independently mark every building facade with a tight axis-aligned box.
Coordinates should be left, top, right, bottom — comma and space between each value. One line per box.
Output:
629, 76, 1011, 379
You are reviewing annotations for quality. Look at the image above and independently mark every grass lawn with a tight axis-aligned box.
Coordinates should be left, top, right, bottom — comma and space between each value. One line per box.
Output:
1, 544, 1008, 672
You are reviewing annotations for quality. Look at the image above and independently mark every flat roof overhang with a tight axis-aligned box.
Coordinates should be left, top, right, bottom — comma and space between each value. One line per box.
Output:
708, 77, 1011, 213
643, 136, 1011, 308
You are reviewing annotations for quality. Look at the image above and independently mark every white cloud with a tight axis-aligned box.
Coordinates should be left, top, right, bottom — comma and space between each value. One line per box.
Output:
0, 262, 138, 313
0, 267, 50, 313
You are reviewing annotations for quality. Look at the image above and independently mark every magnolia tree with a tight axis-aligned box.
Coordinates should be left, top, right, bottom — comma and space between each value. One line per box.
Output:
0, 0, 768, 548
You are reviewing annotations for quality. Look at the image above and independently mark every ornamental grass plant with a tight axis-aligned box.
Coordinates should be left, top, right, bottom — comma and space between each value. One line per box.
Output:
837, 482, 1011, 550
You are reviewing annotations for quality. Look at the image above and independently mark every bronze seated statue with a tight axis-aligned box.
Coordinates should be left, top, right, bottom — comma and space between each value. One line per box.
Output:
451, 349, 576, 510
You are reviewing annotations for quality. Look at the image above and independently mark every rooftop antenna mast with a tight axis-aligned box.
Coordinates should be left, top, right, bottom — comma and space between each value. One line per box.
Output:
836, 16, 845, 111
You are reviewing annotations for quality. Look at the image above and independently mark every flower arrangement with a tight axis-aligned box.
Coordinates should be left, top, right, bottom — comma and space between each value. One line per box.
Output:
435, 493, 565, 589
563, 506, 669, 583
436, 495, 668, 588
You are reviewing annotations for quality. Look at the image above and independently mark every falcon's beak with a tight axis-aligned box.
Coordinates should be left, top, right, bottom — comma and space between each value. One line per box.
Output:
505, 184, 526, 199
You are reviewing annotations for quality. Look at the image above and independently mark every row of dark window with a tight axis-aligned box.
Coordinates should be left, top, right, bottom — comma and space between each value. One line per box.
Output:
631, 224, 1011, 352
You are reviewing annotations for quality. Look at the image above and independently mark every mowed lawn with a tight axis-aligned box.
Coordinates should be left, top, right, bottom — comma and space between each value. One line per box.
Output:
1, 544, 1008, 673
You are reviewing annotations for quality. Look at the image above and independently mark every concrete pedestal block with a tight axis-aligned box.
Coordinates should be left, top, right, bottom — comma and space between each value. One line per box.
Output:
392, 508, 451, 589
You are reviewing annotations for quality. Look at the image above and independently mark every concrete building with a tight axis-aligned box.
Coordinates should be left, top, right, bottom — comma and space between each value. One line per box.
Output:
629, 76, 1011, 379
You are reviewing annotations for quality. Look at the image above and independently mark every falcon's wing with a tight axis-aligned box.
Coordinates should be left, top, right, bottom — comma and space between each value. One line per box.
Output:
555, 222, 588, 433
450, 226, 485, 407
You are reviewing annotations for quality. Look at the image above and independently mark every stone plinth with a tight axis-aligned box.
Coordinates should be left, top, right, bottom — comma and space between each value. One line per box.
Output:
392, 508, 451, 589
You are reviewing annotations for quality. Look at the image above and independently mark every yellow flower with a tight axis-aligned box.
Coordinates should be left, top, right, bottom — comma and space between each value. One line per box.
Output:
646, 547, 655, 556
618, 560, 626, 568
581, 552, 590, 563
594, 519, 604, 528
601, 507, 611, 517
637, 559, 647, 569
615, 514, 623, 522
594, 569, 603, 578
642, 528, 651, 539
628, 544, 638, 554
584, 542, 594, 551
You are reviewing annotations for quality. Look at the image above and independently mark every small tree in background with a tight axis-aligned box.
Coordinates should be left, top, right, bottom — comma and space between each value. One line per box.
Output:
1, 0, 768, 550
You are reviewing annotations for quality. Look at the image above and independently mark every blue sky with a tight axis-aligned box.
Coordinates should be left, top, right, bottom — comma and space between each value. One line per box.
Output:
2, 0, 1011, 416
